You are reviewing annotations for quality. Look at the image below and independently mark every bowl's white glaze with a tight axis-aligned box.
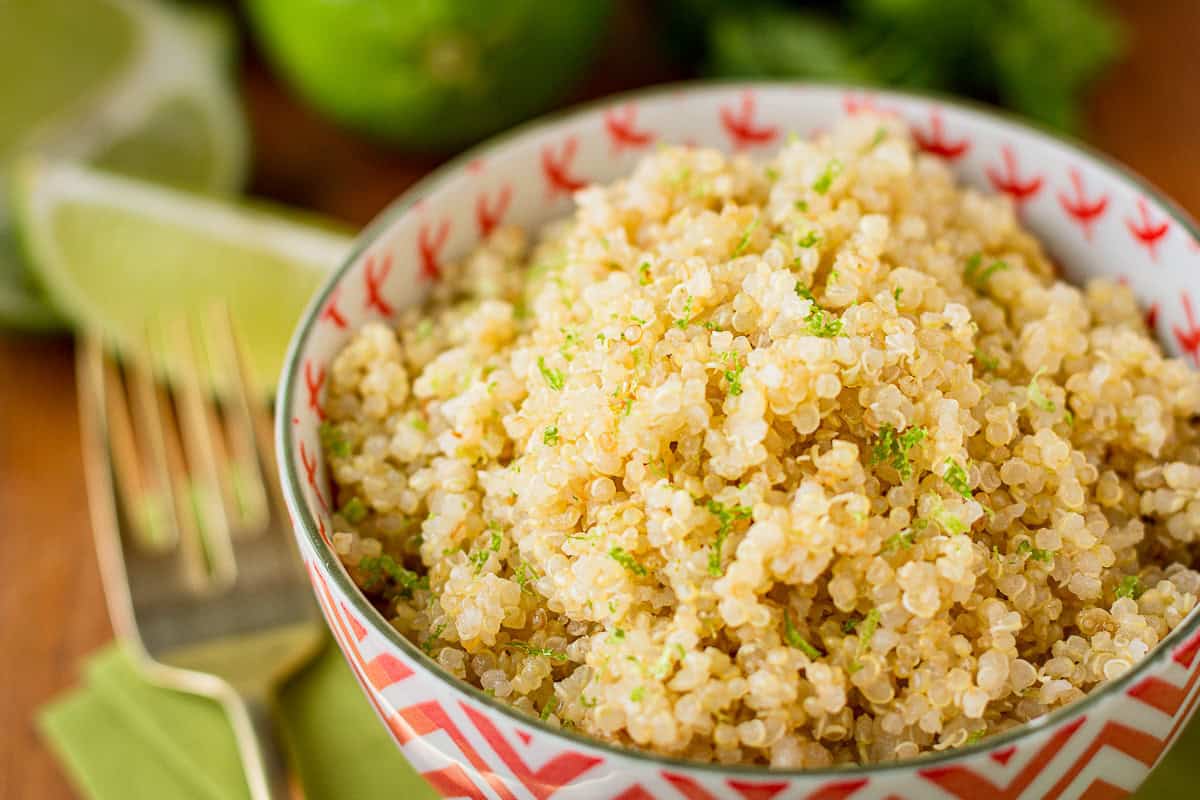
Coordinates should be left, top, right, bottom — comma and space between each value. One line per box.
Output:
278, 83, 1200, 799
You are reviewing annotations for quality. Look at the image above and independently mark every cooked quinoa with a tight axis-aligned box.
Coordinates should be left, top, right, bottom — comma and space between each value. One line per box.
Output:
320, 115, 1200, 766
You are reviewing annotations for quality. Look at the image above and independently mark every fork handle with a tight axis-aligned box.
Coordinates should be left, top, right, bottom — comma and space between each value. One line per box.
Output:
226, 692, 292, 799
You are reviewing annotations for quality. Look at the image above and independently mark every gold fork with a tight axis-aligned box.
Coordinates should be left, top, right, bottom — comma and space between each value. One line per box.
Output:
77, 308, 325, 799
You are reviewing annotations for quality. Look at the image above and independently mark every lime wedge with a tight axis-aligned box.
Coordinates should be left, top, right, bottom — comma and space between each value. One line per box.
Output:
13, 160, 352, 393
0, 0, 249, 330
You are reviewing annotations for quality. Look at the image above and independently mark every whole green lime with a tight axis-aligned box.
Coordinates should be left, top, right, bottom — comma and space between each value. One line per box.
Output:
247, 0, 611, 150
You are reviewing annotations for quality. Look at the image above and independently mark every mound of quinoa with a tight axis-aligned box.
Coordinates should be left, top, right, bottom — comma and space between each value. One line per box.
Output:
320, 115, 1200, 766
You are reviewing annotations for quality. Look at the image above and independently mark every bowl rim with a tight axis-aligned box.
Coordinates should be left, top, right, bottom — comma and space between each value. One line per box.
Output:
277, 79, 1200, 778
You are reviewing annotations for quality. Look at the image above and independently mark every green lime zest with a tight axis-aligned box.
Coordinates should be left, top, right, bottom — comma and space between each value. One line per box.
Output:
720, 350, 744, 397
537, 356, 565, 391
540, 696, 558, 720
1028, 367, 1056, 412
783, 608, 823, 659
638, 261, 651, 285
1016, 539, 1053, 562
358, 554, 427, 597
673, 295, 695, 330
850, 608, 881, 671
514, 561, 540, 595
420, 623, 445, 654
964, 253, 1009, 290
794, 282, 844, 337
704, 499, 753, 576
610, 546, 647, 576
943, 458, 973, 499
812, 158, 843, 194
871, 424, 926, 480
319, 421, 351, 458
1115, 575, 1144, 600
733, 216, 760, 256
505, 640, 568, 662
973, 348, 999, 372
338, 496, 367, 524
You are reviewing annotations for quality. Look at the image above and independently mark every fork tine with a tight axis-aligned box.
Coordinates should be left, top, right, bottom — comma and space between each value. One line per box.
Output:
202, 305, 270, 534
143, 320, 221, 592
192, 328, 256, 537
98, 347, 178, 551
217, 306, 289, 522
165, 317, 238, 589
123, 335, 182, 552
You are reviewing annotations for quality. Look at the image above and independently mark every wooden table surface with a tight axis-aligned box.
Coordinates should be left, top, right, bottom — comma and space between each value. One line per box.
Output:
2, 2, 1197, 797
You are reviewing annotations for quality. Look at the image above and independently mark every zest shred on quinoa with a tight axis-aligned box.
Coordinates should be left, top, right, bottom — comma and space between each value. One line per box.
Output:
319, 115, 1200, 767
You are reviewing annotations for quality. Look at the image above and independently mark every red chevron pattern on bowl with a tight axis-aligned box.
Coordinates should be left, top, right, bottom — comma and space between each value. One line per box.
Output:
278, 84, 1200, 799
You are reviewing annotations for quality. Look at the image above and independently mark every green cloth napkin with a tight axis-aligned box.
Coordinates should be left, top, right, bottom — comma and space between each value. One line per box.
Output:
38, 641, 436, 800
36, 640, 1200, 798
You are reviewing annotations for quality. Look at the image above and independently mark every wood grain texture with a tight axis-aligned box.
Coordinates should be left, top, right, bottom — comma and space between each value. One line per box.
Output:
0, 1, 1195, 797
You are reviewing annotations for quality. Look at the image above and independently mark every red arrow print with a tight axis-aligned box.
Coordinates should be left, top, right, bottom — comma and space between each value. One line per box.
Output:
1173, 626, 1200, 668
919, 716, 1085, 799
1058, 168, 1109, 239
363, 651, 414, 690
912, 109, 969, 160
461, 703, 603, 799
313, 574, 517, 800
466, 157, 486, 175
418, 219, 450, 281
1173, 291, 1200, 366
661, 772, 863, 800
298, 439, 328, 511
1127, 664, 1200, 717
720, 90, 779, 150
363, 253, 394, 315
315, 515, 331, 548
842, 91, 899, 117
1043, 720, 1163, 799
341, 603, 367, 640
320, 285, 347, 329
990, 746, 1017, 766
423, 765, 490, 800
804, 779, 870, 800
475, 184, 512, 237
1126, 197, 1170, 260
987, 146, 1044, 204
725, 780, 790, 800
541, 136, 587, 198
661, 772, 717, 800
303, 361, 326, 421
604, 103, 656, 152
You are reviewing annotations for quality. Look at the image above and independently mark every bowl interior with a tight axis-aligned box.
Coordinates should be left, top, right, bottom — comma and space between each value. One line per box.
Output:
277, 82, 1200, 778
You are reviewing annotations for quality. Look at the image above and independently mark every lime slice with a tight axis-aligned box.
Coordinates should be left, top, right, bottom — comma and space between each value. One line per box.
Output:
14, 160, 352, 393
12, 0, 248, 197
0, 0, 248, 330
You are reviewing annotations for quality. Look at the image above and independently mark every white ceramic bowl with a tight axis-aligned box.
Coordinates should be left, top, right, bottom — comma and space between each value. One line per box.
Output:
277, 83, 1200, 799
